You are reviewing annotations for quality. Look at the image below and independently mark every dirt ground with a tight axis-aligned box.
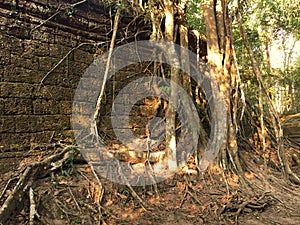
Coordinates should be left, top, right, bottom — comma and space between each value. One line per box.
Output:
0, 145, 300, 225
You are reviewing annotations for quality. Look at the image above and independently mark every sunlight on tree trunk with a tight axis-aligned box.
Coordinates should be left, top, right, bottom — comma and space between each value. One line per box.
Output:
201, 0, 228, 170
163, 0, 178, 170
149, 0, 163, 40
201, 0, 245, 179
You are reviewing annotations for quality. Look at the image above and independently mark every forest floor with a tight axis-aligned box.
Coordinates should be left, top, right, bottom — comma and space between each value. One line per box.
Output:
0, 142, 300, 225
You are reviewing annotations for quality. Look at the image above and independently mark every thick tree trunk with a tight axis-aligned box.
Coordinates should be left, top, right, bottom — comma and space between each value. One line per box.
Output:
201, 0, 244, 175
200, 0, 228, 170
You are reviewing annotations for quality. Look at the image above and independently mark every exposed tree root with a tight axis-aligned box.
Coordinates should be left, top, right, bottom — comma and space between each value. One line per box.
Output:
0, 145, 78, 224
29, 187, 40, 225
218, 191, 272, 225
116, 161, 151, 211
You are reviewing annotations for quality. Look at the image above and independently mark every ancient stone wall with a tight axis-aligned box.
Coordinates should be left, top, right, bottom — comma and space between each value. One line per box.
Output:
0, 0, 149, 151
0, 0, 207, 153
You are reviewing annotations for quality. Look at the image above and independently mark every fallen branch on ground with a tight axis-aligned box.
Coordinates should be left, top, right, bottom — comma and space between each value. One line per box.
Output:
29, 187, 40, 225
0, 145, 78, 224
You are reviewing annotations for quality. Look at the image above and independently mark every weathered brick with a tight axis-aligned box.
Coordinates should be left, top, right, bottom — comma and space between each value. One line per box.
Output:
56, 73, 81, 89
0, 98, 4, 114
3, 67, 41, 83
11, 56, 39, 70
30, 131, 54, 144
0, 133, 32, 150
0, 48, 11, 66
15, 115, 44, 132
38, 56, 67, 72
60, 100, 73, 115
48, 44, 71, 58
2, 98, 33, 115
0, 116, 16, 132
2, 35, 24, 54
0, 16, 6, 26
22, 40, 50, 58
0, 82, 35, 98
33, 99, 59, 115
39, 71, 59, 86
34, 85, 74, 101
131, 127, 147, 137
129, 116, 149, 129
0, 0, 152, 151
73, 48, 94, 64
42, 115, 70, 130
68, 61, 90, 78
6, 24, 30, 40
56, 34, 79, 47
31, 28, 55, 43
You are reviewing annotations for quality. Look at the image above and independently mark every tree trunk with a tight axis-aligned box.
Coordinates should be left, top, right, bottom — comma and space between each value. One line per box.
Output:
201, 0, 244, 175
163, 0, 178, 170
237, 10, 300, 184
199, 0, 227, 170
178, 0, 192, 95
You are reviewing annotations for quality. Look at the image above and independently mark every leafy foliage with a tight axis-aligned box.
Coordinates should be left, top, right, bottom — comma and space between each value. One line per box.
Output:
186, 0, 206, 34
235, 0, 300, 114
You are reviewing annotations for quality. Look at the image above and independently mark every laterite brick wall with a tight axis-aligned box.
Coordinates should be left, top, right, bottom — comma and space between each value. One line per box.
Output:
0, 0, 149, 151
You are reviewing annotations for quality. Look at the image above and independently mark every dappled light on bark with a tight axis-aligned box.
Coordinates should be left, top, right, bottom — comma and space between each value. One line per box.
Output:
0, 0, 300, 224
